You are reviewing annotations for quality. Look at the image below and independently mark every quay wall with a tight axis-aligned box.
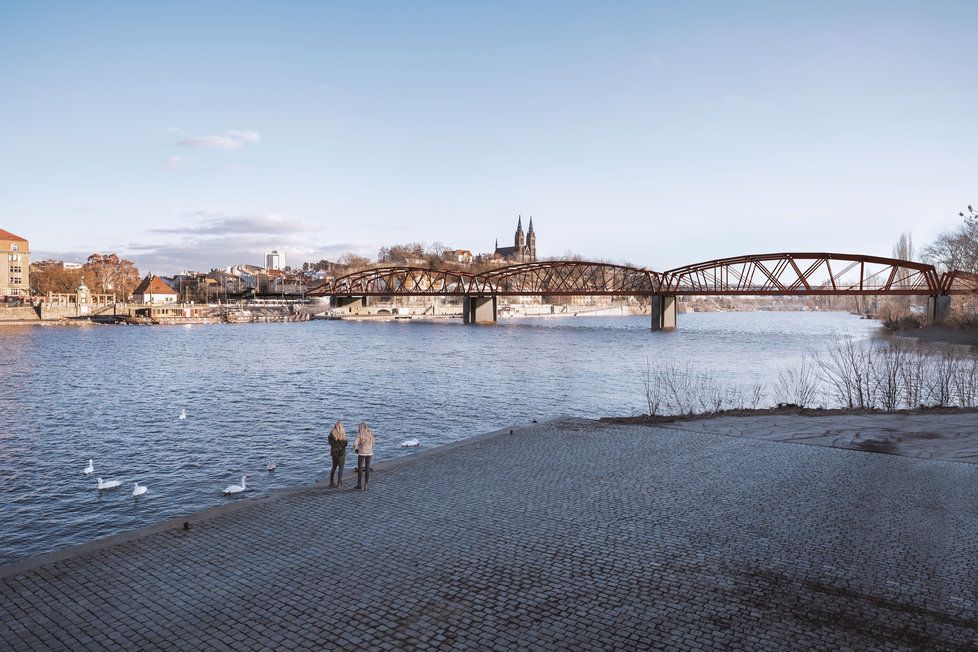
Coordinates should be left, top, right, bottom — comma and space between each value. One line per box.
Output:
0, 303, 318, 324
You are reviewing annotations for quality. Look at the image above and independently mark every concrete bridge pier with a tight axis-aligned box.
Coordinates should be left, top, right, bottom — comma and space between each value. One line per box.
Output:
927, 295, 951, 325
651, 295, 677, 331
463, 296, 497, 324
332, 296, 367, 313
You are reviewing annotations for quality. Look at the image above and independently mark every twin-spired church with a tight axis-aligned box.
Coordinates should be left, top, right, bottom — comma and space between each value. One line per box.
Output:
493, 216, 537, 262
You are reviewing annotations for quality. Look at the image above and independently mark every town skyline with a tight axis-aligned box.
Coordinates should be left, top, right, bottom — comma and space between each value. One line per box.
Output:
4, 2, 978, 273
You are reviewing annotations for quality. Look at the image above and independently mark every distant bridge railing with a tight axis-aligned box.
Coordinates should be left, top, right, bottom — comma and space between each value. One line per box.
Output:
308, 253, 977, 298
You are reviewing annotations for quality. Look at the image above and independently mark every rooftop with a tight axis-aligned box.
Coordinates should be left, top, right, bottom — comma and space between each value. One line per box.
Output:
0, 228, 28, 243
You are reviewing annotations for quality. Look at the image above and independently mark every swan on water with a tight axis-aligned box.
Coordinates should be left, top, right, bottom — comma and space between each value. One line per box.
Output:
96, 477, 121, 490
179, 409, 187, 420
400, 438, 421, 448
132, 483, 148, 497
223, 476, 247, 495
83, 459, 94, 475
266, 461, 277, 472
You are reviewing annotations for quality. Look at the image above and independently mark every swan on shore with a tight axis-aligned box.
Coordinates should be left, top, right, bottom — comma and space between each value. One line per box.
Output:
179, 409, 187, 420
266, 461, 277, 472
96, 478, 121, 490
223, 476, 247, 495
132, 483, 148, 497
83, 459, 94, 475
400, 438, 421, 448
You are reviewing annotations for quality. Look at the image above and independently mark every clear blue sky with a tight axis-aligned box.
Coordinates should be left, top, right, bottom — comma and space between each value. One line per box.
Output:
2, 1, 976, 273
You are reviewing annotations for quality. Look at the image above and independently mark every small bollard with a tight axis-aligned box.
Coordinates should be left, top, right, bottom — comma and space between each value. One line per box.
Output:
183, 521, 190, 531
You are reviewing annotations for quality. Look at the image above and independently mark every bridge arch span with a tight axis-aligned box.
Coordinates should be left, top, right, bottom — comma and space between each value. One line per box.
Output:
314, 266, 482, 297
661, 252, 942, 296
480, 261, 658, 296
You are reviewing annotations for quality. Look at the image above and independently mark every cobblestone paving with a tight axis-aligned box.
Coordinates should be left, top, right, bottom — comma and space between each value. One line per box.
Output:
2, 419, 978, 651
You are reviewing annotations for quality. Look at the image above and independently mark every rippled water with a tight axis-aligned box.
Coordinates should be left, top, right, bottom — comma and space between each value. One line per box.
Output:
0, 312, 877, 564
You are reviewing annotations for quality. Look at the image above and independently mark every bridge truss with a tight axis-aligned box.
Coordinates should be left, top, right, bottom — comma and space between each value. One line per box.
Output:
309, 253, 976, 298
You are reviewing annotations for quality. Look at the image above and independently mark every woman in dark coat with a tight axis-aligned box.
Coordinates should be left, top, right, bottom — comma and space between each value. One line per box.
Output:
328, 421, 348, 487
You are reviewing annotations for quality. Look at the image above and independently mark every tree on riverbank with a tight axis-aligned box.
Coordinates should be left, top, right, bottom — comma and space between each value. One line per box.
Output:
29, 261, 92, 295
84, 254, 140, 300
922, 205, 978, 273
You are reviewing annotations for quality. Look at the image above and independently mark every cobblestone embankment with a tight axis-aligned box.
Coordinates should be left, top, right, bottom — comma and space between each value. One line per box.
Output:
1, 418, 976, 650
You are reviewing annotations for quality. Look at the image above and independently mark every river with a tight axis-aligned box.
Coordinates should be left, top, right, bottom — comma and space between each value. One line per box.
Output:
0, 311, 878, 564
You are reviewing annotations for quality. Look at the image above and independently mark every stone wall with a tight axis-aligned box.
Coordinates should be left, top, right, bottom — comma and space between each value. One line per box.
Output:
0, 306, 39, 322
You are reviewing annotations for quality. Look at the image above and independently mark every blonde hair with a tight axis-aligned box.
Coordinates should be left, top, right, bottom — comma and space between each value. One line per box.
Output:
330, 421, 347, 441
356, 422, 375, 447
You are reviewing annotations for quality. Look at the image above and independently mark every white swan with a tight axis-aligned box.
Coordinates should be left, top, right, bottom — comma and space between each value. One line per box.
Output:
223, 476, 247, 495
400, 438, 421, 448
83, 459, 94, 475
132, 482, 148, 497
179, 409, 187, 420
266, 461, 277, 472
96, 477, 121, 490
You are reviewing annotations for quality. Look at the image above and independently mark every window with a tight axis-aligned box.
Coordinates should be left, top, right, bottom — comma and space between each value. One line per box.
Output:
8, 254, 20, 262
10, 243, 19, 251
9, 266, 22, 273
10, 277, 22, 284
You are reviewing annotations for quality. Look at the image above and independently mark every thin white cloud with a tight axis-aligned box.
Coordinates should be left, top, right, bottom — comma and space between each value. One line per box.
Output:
177, 130, 261, 150
227, 130, 260, 144
163, 155, 188, 169
124, 211, 372, 272
151, 212, 312, 236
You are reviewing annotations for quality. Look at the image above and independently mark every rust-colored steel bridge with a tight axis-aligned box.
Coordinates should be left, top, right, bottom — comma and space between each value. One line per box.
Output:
308, 253, 978, 329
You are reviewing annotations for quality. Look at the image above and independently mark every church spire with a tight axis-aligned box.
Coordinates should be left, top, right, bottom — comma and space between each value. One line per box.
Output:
528, 216, 534, 232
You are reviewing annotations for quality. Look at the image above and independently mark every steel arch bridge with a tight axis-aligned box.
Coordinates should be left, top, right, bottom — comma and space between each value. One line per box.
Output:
310, 254, 976, 297
317, 261, 660, 297
308, 253, 977, 328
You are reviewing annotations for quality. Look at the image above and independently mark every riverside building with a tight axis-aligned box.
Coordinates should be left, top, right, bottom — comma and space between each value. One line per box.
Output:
0, 228, 30, 299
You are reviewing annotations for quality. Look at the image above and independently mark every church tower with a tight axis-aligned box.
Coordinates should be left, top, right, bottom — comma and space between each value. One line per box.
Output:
514, 215, 526, 251
527, 217, 536, 261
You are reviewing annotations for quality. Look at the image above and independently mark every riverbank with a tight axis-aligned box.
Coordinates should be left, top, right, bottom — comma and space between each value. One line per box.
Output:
605, 406, 978, 463
2, 414, 976, 649
888, 323, 978, 346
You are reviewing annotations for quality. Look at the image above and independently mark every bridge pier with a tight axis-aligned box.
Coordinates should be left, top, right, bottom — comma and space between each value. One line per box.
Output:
463, 296, 497, 324
650, 295, 677, 331
926, 295, 951, 325
332, 296, 367, 313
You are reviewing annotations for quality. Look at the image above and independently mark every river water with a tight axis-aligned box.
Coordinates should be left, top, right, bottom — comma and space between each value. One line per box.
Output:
0, 311, 878, 565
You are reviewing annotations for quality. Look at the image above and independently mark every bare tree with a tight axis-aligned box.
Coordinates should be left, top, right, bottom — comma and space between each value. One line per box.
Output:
871, 341, 907, 411
921, 205, 978, 273
813, 334, 881, 409
640, 356, 664, 416
774, 355, 820, 407
927, 345, 960, 406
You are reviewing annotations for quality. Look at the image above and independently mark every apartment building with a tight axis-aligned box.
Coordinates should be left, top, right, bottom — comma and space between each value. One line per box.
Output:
0, 228, 30, 298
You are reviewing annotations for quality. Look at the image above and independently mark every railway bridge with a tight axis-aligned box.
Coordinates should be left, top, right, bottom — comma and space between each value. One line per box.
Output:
308, 252, 978, 330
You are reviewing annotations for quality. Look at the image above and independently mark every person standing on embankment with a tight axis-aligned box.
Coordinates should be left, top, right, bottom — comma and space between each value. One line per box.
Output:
354, 422, 375, 491
328, 421, 348, 487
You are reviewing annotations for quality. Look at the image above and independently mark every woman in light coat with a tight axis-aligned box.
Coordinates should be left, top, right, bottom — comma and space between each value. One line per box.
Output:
354, 422, 375, 491
328, 421, 348, 487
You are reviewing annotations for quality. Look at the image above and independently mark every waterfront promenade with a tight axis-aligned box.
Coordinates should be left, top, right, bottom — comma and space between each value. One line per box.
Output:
2, 418, 977, 650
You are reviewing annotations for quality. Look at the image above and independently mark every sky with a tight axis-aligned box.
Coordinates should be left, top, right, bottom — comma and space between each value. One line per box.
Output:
1, 1, 976, 274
